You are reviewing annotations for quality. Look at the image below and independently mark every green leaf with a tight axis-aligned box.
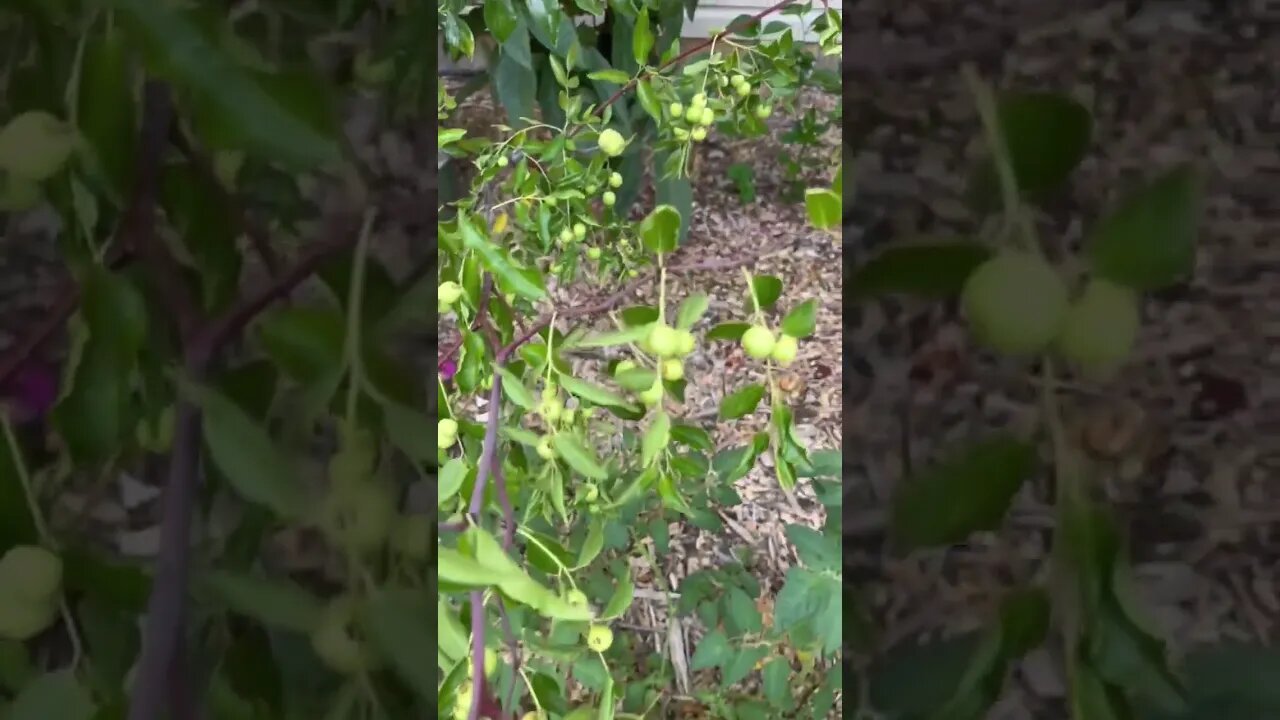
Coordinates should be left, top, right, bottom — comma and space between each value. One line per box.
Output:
483, 0, 519, 43
0, 640, 31, 694
495, 366, 536, 409
747, 275, 783, 308
438, 459, 467, 506
773, 566, 841, 656
108, 0, 339, 168
77, 22, 136, 202
558, 375, 638, 411
690, 629, 731, 671
459, 214, 547, 300
851, 241, 993, 300
635, 78, 661, 122
762, 657, 791, 707
724, 586, 762, 636
780, 299, 817, 338
722, 645, 770, 687
437, 599, 469, 666
182, 379, 307, 519
571, 322, 651, 349
968, 91, 1093, 214
203, 570, 324, 634
654, 167, 692, 244
719, 383, 765, 420
784, 525, 839, 571
1070, 661, 1126, 720
8, 670, 95, 720
1085, 163, 1203, 291
257, 307, 343, 385
437, 545, 521, 587
53, 344, 131, 465
588, 69, 631, 84
602, 566, 634, 619
639, 204, 681, 254
550, 433, 608, 480
574, 517, 605, 569
1178, 642, 1280, 711
380, 400, 436, 464
675, 293, 709, 329
868, 632, 983, 717
361, 589, 434, 700
495, 37, 537, 124
641, 410, 670, 466
804, 188, 840, 230
891, 435, 1035, 549
82, 267, 147, 359
999, 587, 1050, 658
632, 9, 653, 65
707, 322, 750, 341
1087, 601, 1187, 713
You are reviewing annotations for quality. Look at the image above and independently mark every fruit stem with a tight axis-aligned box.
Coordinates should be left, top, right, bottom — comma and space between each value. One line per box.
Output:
961, 64, 1040, 254
343, 208, 377, 425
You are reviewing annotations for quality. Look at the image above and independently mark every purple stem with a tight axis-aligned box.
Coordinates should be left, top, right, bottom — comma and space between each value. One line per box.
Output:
468, 590, 487, 720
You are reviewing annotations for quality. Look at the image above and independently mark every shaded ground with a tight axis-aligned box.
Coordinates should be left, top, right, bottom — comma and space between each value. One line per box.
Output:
848, 0, 1280, 715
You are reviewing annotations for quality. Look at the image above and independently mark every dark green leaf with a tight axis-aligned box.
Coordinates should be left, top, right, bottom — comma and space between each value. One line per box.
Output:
719, 383, 764, 420
77, 22, 135, 203
494, 44, 537, 125
747, 275, 783, 308
868, 632, 982, 717
361, 588, 434, 700
722, 645, 770, 687
724, 586, 762, 636
999, 587, 1050, 658
690, 629, 731, 671
773, 566, 841, 655
639, 204, 681, 254
968, 91, 1093, 214
182, 379, 307, 519
780, 299, 817, 338
1177, 642, 1280, 712
635, 78, 661, 122
484, 0, 519, 43
784, 525, 839, 571
204, 570, 323, 634
655, 168, 692, 244
82, 268, 147, 359
1088, 601, 1187, 713
551, 433, 608, 480
108, 0, 338, 168
762, 657, 791, 707
851, 241, 992, 300
256, 307, 343, 385
53, 344, 131, 464
891, 436, 1035, 549
1086, 163, 1203, 291
707, 322, 750, 341
675, 293, 709, 329
633, 9, 653, 65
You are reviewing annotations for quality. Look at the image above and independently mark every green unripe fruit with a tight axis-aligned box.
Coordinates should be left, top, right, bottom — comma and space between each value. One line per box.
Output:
324, 481, 396, 553
391, 515, 429, 560
613, 359, 636, 375
676, 330, 696, 356
469, 647, 498, 678
587, 247, 602, 259
609, 172, 623, 188
539, 397, 563, 423
536, 436, 555, 460
690, 127, 707, 142
669, 102, 684, 117
1056, 278, 1140, 377
597, 128, 626, 157
602, 191, 616, 207
755, 104, 772, 119
497, 155, 509, 167
661, 358, 684, 381
581, 483, 599, 502
310, 598, 374, 675
718, 75, 730, 87
646, 323, 679, 357
0, 546, 62, 603
741, 325, 776, 359
674, 127, 689, 141
0, 111, 77, 181
585, 183, 598, 195
559, 227, 574, 244
961, 251, 1068, 357
700, 107, 715, 125
566, 589, 590, 607
573, 222, 587, 239
731, 74, 746, 86
736, 82, 751, 97
0, 598, 57, 641
438, 418, 458, 448
562, 407, 576, 424
638, 379, 664, 406
771, 334, 799, 366
691, 93, 707, 108
685, 106, 702, 124
522, 712, 548, 720
586, 625, 614, 652
437, 281, 463, 305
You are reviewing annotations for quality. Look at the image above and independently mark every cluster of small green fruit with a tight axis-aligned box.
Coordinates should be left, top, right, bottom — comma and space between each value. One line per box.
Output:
321, 425, 427, 564
532, 384, 590, 461
618, 321, 698, 407
449, 647, 500, 719
739, 323, 798, 366
438, 280, 464, 314
0, 545, 62, 641
961, 250, 1139, 377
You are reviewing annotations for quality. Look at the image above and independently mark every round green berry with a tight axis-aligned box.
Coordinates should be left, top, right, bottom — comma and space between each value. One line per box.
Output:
602, 191, 616, 207
741, 325, 776, 359
598, 128, 626, 157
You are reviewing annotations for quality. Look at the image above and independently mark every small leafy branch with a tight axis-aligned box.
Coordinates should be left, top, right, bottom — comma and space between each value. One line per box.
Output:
437, 1, 842, 718
848, 66, 1271, 719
